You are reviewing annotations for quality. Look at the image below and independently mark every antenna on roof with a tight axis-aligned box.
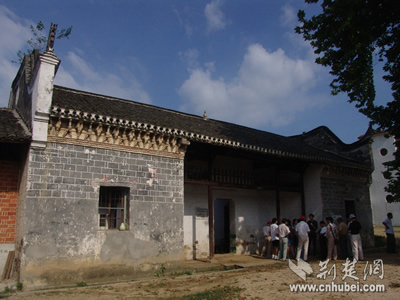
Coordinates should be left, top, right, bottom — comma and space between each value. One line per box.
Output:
46, 23, 58, 52
203, 110, 208, 120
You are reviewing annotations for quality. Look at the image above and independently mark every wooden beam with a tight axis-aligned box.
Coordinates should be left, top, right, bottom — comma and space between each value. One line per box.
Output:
208, 185, 214, 259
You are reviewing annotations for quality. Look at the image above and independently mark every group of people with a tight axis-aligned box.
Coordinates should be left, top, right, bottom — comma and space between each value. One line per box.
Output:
262, 212, 396, 262
262, 215, 313, 262
318, 214, 364, 262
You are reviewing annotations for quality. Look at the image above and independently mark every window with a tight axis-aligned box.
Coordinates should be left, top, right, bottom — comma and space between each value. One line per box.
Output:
99, 187, 129, 230
380, 148, 388, 156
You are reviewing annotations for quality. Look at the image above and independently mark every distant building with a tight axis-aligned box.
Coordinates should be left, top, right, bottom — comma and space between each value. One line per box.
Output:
0, 48, 374, 287
369, 131, 400, 226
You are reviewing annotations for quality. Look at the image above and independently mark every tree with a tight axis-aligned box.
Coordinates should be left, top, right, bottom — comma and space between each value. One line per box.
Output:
296, 0, 400, 202
14, 21, 72, 63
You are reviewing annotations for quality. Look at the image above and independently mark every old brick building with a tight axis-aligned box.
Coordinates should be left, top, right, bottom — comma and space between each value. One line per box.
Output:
0, 47, 374, 287
0, 109, 30, 276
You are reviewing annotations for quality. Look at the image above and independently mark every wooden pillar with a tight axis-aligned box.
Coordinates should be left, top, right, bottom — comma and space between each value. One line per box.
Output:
301, 165, 306, 216
208, 185, 214, 259
275, 167, 281, 221
301, 188, 306, 217
276, 189, 281, 222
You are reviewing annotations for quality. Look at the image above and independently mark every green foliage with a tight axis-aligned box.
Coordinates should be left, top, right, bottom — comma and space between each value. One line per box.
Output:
76, 281, 87, 287
296, 0, 400, 201
16, 282, 23, 291
155, 264, 166, 277
0, 283, 22, 297
14, 21, 72, 63
173, 270, 192, 276
179, 285, 243, 300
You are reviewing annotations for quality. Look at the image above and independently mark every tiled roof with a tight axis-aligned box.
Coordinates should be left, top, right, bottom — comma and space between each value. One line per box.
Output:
52, 85, 370, 169
289, 126, 372, 166
0, 109, 31, 142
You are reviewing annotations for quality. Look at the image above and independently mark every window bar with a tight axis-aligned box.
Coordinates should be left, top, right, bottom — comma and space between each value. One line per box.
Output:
108, 189, 111, 229
123, 192, 127, 225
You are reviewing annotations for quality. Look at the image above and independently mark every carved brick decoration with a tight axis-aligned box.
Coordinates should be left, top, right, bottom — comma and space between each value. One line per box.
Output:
48, 107, 190, 159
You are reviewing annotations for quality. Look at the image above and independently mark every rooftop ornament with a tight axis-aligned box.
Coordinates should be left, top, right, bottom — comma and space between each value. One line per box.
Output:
46, 23, 58, 52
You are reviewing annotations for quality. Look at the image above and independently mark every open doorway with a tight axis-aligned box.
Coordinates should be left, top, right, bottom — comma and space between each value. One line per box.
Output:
214, 199, 230, 253
345, 200, 356, 218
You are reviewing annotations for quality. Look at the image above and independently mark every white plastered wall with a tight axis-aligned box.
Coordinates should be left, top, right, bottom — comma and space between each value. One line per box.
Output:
184, 184, 277, 259
183, 184, 210, 260
280, 192, 302, 222
370, 133, 400, 226
303, 164, 324, 222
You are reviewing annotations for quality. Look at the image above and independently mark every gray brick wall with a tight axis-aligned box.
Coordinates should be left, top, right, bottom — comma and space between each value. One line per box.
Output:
321, 177, 374, 247
22, 142, 184, 283
27, 143, 184, 203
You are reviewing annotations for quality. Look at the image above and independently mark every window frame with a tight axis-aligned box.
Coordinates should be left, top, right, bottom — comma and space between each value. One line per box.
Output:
98, 186, 130, 230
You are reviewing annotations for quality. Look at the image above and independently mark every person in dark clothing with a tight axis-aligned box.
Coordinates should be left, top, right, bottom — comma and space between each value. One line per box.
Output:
348, 214, 364, 261
292, 219, 298, 258
383, 213, 396, 253
318, 220, 328, 261
307, 214, 318, 257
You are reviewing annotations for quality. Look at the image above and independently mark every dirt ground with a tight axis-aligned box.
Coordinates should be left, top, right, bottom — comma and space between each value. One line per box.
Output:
5, 226, 400, 300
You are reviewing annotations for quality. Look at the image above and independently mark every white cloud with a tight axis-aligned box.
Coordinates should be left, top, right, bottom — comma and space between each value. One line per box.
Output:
204, 0, 229, 33
179, 49, 200, 70
173, 7, 193, 38
0, 5, 31, 107
55, 51, 152, 104
280, 4, 297, 27
179, 43, 328, 129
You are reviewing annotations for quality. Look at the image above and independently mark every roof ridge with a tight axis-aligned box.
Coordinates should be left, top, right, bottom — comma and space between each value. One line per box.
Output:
12, 109, 31, 138
53, 85, 207, 121
53, 85, 286, 139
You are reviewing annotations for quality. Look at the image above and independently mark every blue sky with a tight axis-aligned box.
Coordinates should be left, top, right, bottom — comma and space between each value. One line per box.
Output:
0, 0, 376, 144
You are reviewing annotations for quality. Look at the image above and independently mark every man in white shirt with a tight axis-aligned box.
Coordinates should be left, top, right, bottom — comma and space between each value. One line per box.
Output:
270, 218, 279, 260
278, 218, 291, 261
383, 213, 396, 253
295, 216, 310, 261
261, 221, 272, 258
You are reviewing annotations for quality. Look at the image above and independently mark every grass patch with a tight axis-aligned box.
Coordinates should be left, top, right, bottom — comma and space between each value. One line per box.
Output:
173, 270, 193, 277
0, 282, 23, 298
76, 282, 87, 287
155, 264, 167, 277
178, 285, 243, 300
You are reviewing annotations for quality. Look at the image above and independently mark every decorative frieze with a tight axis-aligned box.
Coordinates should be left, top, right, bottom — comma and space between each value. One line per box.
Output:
322, 165, 371, 183
48, 114, 190, 158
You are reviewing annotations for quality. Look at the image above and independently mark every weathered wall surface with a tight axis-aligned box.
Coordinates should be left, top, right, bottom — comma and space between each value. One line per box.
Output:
184, 184, 277, 258
321, 172, 374, 247
303, 164, 323, 222
183, 184, 209, 260
214, 188, 275, 255
20, 142, 184, 286
369, 133, 400, 226
0, 160, 19, 272
279, 191, 302, 222
0, 161, 19, 244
